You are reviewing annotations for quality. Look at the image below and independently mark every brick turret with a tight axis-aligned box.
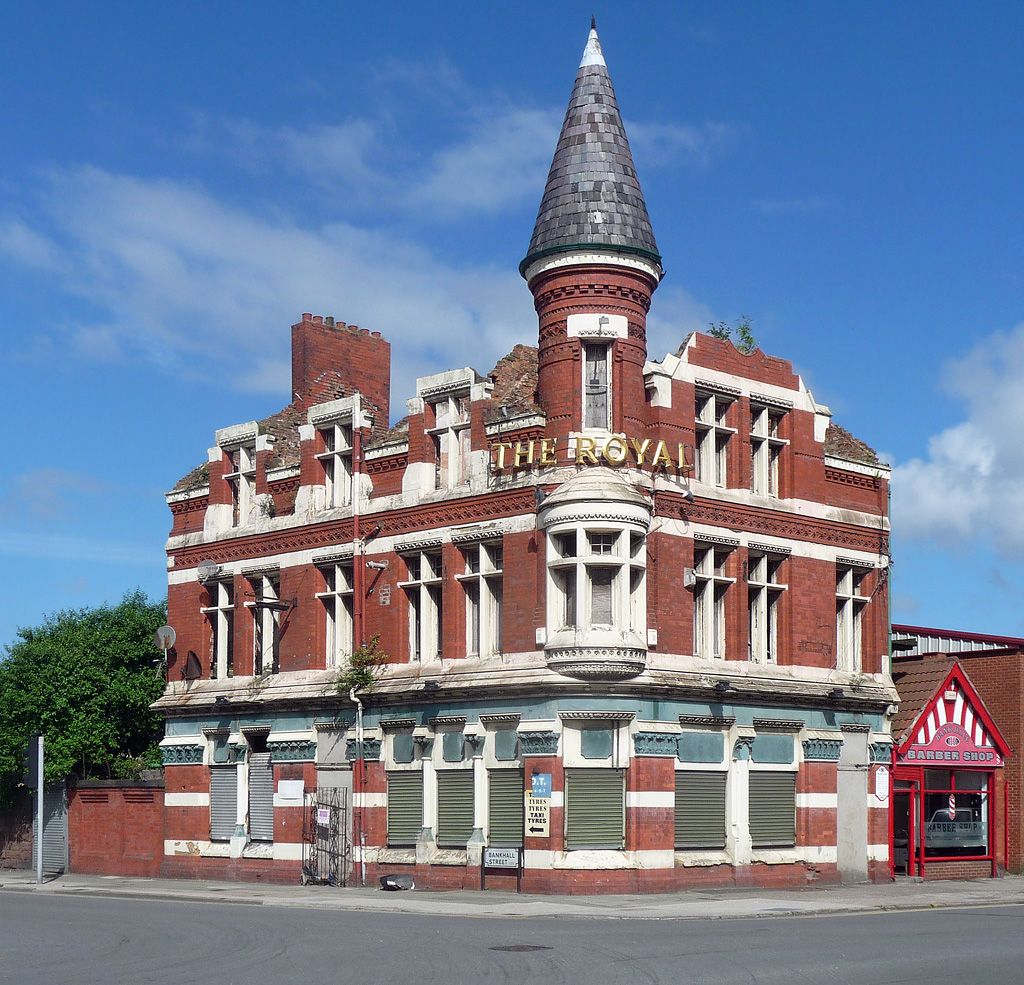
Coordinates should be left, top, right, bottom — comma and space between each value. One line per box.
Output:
521, 21, 663, 442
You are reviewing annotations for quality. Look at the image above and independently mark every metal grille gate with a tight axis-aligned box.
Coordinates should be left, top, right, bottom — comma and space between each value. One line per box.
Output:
302, 785, 351, 886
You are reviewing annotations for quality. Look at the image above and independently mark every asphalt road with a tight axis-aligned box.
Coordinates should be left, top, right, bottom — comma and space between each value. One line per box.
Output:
2, 893, 1023, 985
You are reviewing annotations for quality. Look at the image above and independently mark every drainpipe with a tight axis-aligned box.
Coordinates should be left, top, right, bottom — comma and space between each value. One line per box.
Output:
350, 687, 366, 888
353, 410, 364, 649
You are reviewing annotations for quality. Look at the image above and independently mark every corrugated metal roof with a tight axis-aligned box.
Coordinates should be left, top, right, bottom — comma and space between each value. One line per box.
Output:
891, 623, 1024, 658
521, 25, 660, 274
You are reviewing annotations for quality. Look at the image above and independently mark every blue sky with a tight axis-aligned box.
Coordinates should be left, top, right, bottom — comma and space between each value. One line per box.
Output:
2, 1, 1024, 650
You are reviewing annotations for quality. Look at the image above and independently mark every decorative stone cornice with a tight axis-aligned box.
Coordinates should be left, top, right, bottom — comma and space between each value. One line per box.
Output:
379, 718, 418, 730
162, 744, 204, 765
633, 731, 678, 757
518, 731, 560, 756
346, 737, 382, 761
313, 719, 352, 732
429, 716, 467, 728
558, 710, 636, 722
749, 392, 793, 410
802, 738, 843, 762
268, 739, 316, 762
747, 542, 792, 557
679, 715, 735, 727
694, 379, 742, 397
753, 718, 804, 732
693, 533, 741, 549
479, 714, 521, 726
836, 557, 876, 570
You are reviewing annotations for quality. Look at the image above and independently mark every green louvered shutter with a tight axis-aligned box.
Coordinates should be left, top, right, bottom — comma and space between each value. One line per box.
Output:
564, 769, 624, 850
387, 771, 423, 846
749, 772, 796, 847
674, 771, 727, 849
436, 770, 475, 847
210, 766, 238, 841
488, 770, 524, 847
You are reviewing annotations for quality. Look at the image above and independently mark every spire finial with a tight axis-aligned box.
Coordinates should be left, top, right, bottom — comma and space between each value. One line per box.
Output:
591, 15, 596, 30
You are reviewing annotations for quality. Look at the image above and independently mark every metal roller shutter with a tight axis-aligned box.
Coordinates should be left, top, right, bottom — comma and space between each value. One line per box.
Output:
488, 770, 524, 847
749, 772, 796, 847
210, 766, 238, 841
248, 752, 274, 842
674, 771, 727, 849
436, 770, 475, 847
387, 771, 423, 846
31, 784, 68, 874
564, 769, 625, 850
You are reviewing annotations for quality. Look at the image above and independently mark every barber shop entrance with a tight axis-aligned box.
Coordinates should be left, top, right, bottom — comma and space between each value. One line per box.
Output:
890, 663, 1008, 879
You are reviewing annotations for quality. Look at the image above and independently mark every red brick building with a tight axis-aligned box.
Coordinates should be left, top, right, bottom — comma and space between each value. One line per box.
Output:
892, 625, 1024, 873
155, 24, 896, 891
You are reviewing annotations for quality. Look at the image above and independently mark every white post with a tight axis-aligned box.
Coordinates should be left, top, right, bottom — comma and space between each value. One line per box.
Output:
36, 735, 44, 885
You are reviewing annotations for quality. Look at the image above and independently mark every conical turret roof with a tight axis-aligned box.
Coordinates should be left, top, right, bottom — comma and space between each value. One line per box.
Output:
521, 22, 661, 278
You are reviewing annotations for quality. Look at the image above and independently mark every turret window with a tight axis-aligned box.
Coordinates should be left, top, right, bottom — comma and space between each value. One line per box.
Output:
224, 443, 256, 526
583, 343, 611, 429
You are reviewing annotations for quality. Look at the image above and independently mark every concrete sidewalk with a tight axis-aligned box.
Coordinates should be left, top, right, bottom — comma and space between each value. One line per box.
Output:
2, 867, 1023, 921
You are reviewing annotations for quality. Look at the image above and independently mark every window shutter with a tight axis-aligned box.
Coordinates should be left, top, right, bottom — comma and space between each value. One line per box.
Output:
387, 771, 423, 845
436, 770, 475, 847
488, 770, 524, 847
591, 568, 614, 625
674, 771, 727, 849
210, 766, 238, 841
248, 752, 274, 842
564, 768, 625, 850
749, 772, 796, 847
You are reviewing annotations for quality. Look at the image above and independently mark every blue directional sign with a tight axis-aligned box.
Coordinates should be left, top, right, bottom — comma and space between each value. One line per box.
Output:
531, 773, 552, 798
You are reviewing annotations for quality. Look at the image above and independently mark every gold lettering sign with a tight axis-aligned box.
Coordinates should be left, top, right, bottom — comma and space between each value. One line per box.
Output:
491, 434, 694, 473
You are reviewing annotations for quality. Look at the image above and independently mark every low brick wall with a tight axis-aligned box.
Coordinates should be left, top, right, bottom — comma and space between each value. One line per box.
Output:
0, 790, 33, 870
69, 780, 165, 878
923, 858, 994, 881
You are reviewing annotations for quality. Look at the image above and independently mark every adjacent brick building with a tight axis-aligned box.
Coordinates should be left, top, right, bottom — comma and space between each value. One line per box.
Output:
155, 24, 896, 891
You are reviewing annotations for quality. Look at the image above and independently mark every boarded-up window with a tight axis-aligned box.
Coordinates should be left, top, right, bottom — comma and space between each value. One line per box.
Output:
436, 770, 475, 847
387, 771, 423, 846
488, 770, 524, 847
210, 766, 237, 841
749, 772, 796, 848
674, 771, 727, 849
248, 752, 274, 842
564, 768, 624, 850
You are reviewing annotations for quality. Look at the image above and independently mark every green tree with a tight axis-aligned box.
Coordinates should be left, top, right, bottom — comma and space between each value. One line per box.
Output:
0, 591, 167, 804
708, 315, 758, 354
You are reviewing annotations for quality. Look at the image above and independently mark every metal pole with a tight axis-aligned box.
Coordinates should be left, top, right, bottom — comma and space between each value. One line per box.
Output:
35, 735, 44, 885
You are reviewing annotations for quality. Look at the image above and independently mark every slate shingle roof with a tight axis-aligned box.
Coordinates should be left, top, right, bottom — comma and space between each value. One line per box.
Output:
521, 25, 660, 275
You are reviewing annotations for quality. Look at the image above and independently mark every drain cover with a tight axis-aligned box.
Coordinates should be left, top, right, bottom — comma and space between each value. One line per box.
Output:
489, 945, 553, 953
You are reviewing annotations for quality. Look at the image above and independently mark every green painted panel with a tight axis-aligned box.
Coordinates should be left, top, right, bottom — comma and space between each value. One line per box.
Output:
677, 732, 725, 764
581, 728, 613, 760
752, 734, 795, 764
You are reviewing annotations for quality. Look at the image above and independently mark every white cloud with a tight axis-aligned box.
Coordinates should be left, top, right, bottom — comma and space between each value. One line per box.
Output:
0, 165, 534, 405
628, 121, 741, 169
892, 323, 1024, 556
646, 286, 716, 360
0, 468, 112, 522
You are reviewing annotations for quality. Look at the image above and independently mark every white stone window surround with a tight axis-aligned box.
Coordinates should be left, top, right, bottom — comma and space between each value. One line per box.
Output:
200, 579, 235, 680
546, 522, 645, 639
582, 340, 612, 431
244, 572, 281, 675
399, 549, 444, 662
836, 558, 872, 673
381, 720, 421, 771
213, 422, 266, 530
694, 387, 737, 489
480, 715, 523, 769
749, 402, 789, 497
560, 714, 633, 770
692, 539, 736, 660
315, 562, 354, 670
747, 549, 789, 665
305, 395, 371, 514
456, 541, 504, 658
